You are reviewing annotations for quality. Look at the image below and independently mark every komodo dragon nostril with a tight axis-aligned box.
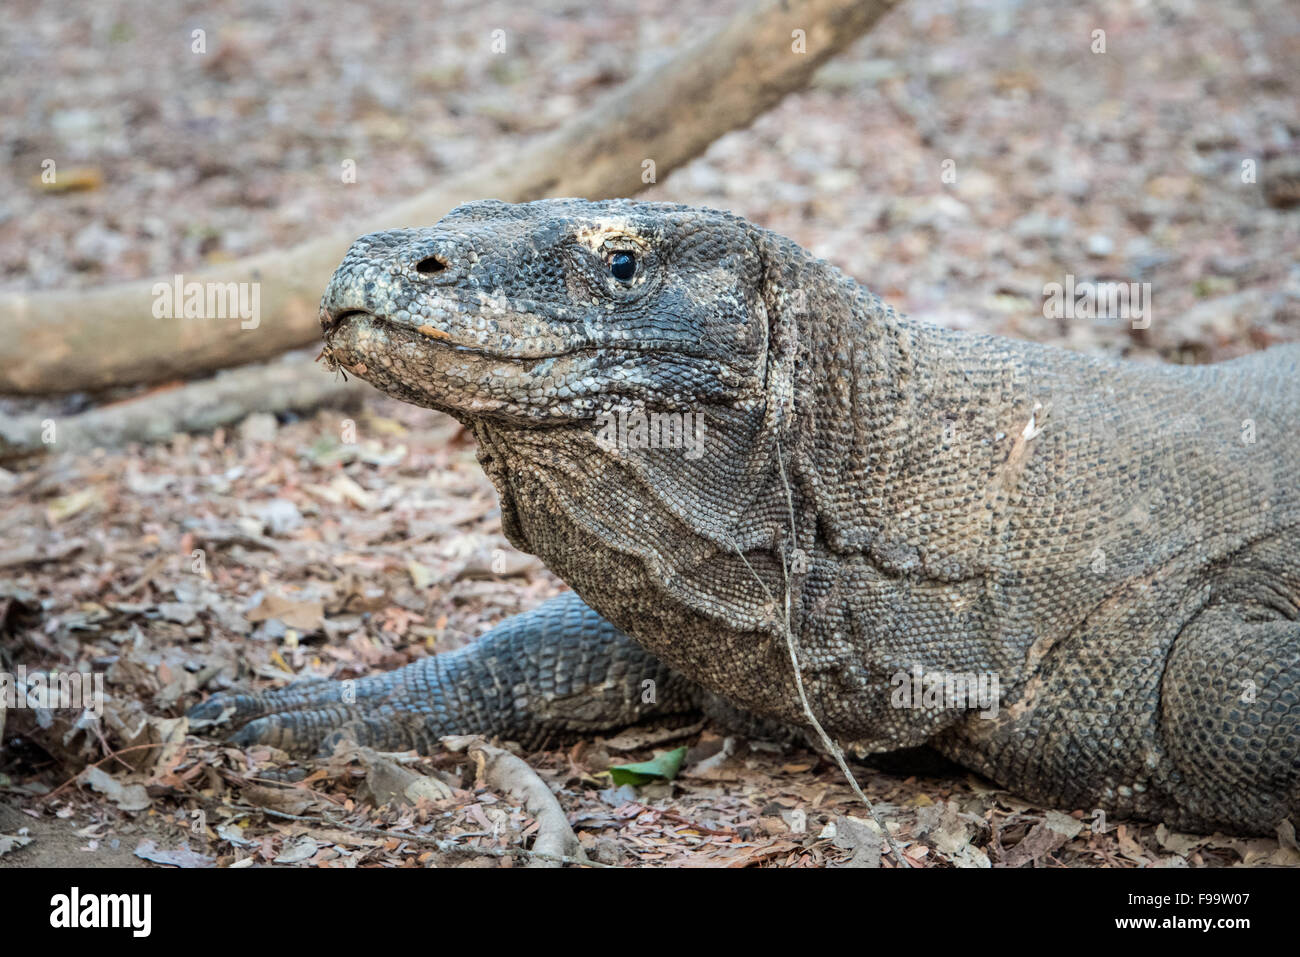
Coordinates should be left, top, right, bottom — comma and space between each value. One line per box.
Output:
415, 254, 450, 274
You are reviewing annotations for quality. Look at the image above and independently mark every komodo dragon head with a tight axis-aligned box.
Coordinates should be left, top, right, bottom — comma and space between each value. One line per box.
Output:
319, 198, 794, 426
317, 197, 818, 559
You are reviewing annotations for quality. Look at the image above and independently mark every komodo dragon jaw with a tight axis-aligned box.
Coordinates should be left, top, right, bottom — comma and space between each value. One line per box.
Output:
191, 198, 1300, 837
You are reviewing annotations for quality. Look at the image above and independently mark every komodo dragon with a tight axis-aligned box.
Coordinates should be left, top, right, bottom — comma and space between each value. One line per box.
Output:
190, 199, 1300, 836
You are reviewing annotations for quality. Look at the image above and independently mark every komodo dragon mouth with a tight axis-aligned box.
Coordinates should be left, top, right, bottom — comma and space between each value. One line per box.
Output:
320, 305, 724, 363
317, 302, 739, 425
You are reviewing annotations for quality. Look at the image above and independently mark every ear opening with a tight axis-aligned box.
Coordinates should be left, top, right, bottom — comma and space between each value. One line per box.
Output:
751, 225, 807, 442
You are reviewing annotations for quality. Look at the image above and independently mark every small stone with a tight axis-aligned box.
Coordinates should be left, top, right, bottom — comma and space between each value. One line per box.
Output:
157, 602, 197, 625
1086, 234, 1115, 258
256, 498, 304, 536
239, 412, 278, 443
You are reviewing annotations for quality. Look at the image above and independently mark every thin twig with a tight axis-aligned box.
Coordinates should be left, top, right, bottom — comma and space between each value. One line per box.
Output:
40, 743, 170, 803
224, 804, 610, 868
731, 438, 912, 868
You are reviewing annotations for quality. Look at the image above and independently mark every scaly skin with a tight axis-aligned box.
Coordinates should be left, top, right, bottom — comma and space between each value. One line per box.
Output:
190, 199, 1300, 835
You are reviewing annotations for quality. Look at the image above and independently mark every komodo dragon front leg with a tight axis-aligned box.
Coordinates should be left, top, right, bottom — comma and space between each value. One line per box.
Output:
190, 592, 705, 754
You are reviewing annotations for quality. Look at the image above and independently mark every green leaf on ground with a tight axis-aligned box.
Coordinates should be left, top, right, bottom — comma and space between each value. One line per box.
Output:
608, 746, 688, 786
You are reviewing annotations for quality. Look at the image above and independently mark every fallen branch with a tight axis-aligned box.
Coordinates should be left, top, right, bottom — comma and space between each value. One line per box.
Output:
0, 0, 901, 395
443, 734, 588, 868
0, 350, 364, 461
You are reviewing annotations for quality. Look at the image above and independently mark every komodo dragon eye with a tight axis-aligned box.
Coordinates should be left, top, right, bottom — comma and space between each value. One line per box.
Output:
607, 251, 637, 282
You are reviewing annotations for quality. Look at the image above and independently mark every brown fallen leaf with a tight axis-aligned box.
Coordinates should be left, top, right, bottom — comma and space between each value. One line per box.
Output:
81, 767, 151, 812
914, 800, 991, 868
245, 593, 325, 631
829, 815, 884, 868
350, 747, 454, 806
0, 832, 33, 858
1115, 824, 1148, 863
45, 488, 103, 524
1000, 810, 1082, 867
274, 836, 320, 864
1156, 823, 1207, 857
603, 720, 706, 753
683, 840, 801, 868
1218, 835, 1300, 867
240, 785, 319, 817
0, 539, 85, 570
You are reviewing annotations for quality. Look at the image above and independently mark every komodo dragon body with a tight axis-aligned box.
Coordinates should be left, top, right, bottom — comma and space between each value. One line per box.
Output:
192, 199, 1300, 836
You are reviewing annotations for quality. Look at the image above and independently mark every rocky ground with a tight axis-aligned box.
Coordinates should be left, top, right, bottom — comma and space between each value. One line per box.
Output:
1, 0, 1298, 867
